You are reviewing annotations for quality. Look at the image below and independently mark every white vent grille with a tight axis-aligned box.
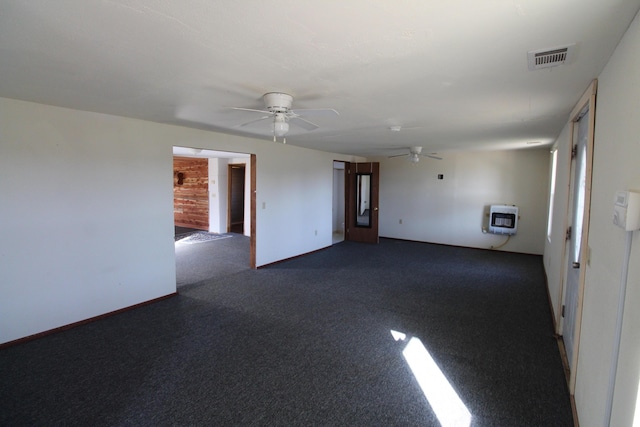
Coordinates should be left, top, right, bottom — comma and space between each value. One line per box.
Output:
528, 44, 575, 70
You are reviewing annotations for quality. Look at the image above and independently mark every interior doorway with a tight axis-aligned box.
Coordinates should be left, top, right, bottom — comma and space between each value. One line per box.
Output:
172, 146, 256, 270
228, 164, 246, 234
332, 161, 346, 244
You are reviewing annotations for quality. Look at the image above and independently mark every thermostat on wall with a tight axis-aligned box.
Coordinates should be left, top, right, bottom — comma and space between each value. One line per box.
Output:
613, 190, 640, 231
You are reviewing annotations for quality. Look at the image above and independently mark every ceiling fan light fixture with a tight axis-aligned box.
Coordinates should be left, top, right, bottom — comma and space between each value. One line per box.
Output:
409, 153, 420, 163
273, 116, 289, 137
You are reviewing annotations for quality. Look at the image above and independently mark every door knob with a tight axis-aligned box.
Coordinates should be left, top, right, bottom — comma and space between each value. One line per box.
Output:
374, 207, 378, 211
572, 262, 580, 269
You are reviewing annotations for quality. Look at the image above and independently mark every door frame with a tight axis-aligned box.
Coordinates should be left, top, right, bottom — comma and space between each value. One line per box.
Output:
559, 79, 597, 393
171, 147, 256, 270
250, 154, 256, 269
345, 162, 380, 244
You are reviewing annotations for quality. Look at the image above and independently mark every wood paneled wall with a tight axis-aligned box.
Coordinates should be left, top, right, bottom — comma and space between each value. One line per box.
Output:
173, 157, 209, 230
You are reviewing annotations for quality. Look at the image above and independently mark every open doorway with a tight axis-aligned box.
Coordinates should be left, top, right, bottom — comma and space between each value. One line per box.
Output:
332, 161, 346, 244
172, 146, 256, 277
228, 164, 246, 234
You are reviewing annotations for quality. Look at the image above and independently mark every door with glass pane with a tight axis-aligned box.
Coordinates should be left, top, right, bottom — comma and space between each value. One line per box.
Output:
346, 162, 379, 243
563, 109, 589, 369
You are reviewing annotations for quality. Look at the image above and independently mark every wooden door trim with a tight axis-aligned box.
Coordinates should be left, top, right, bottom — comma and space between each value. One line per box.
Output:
250, 154, 256, 269
344, 161, 350, 240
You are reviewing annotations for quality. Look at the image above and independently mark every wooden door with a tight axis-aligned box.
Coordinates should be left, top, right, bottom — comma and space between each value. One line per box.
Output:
346, 162, 379, 244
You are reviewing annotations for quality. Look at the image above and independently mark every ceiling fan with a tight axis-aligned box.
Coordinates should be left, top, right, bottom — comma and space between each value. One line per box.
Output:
230, 92, 339, 143
388, 146, 442, 163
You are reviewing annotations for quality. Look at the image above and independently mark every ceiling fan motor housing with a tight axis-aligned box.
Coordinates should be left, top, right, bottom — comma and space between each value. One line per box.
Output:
263, 92, 293, 113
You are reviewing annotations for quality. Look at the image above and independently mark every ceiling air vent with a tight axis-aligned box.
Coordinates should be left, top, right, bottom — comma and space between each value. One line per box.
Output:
528, 44, 575, 70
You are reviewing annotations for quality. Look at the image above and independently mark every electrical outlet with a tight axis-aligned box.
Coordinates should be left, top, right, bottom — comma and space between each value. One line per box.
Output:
262, 202, 266, 209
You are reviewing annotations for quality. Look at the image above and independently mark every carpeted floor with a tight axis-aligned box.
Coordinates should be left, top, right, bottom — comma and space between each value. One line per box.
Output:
174, 226, 233, 244
174, 230, 232, 244
0, 238, 573, 426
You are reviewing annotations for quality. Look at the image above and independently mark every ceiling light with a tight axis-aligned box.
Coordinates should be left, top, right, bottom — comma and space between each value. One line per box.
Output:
409, 153, 420, 163
273, 114, 289, 137
273, 121, 289, 136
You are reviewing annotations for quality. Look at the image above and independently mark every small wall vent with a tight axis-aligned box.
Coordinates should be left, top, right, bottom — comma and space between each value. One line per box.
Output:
528, 44, 575, 70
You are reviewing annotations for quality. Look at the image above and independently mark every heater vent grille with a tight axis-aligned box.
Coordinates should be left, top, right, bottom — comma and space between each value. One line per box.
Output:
528, 44, 575, 70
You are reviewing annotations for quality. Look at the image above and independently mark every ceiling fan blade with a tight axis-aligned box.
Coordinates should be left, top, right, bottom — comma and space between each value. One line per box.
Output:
229, 107, 272, 115
289, 116, 319, 131
421, 154, 443, 160
388, 154, 408, 158
291, 108, 339, 117
238, 115, 272, 127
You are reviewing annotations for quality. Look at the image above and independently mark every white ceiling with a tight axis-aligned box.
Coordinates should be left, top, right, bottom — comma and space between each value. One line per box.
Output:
1, 1, 639, 157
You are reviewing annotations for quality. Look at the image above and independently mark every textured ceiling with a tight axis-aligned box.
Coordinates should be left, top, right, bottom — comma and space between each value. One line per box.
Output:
1, 0, 639, 157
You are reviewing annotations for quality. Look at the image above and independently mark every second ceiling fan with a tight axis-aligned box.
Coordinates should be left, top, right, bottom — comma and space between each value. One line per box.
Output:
389, 146, 442, 163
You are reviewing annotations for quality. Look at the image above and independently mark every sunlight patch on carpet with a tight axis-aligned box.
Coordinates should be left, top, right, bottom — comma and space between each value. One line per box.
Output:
392, 330, 472, 427
175, 231, 233, 245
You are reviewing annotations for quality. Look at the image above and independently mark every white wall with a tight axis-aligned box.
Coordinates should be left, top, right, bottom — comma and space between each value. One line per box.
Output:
255, 145, 354, 263
208, 157, 227, 234
543, 10, 640, 426
575, 10, 640, 426
0, 97, 357, 344
0, 99, 176, 344
378, 149, 550, 255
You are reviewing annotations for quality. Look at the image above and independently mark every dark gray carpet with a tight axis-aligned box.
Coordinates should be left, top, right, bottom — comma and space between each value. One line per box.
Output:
0, 238, 573, 426
175, 232, 249, 286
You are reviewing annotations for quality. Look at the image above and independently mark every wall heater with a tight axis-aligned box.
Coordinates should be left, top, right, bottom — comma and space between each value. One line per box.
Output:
488, 205, 519, 235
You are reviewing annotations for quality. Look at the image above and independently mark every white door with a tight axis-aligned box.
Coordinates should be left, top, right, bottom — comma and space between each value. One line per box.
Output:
563, 109, 589, 368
